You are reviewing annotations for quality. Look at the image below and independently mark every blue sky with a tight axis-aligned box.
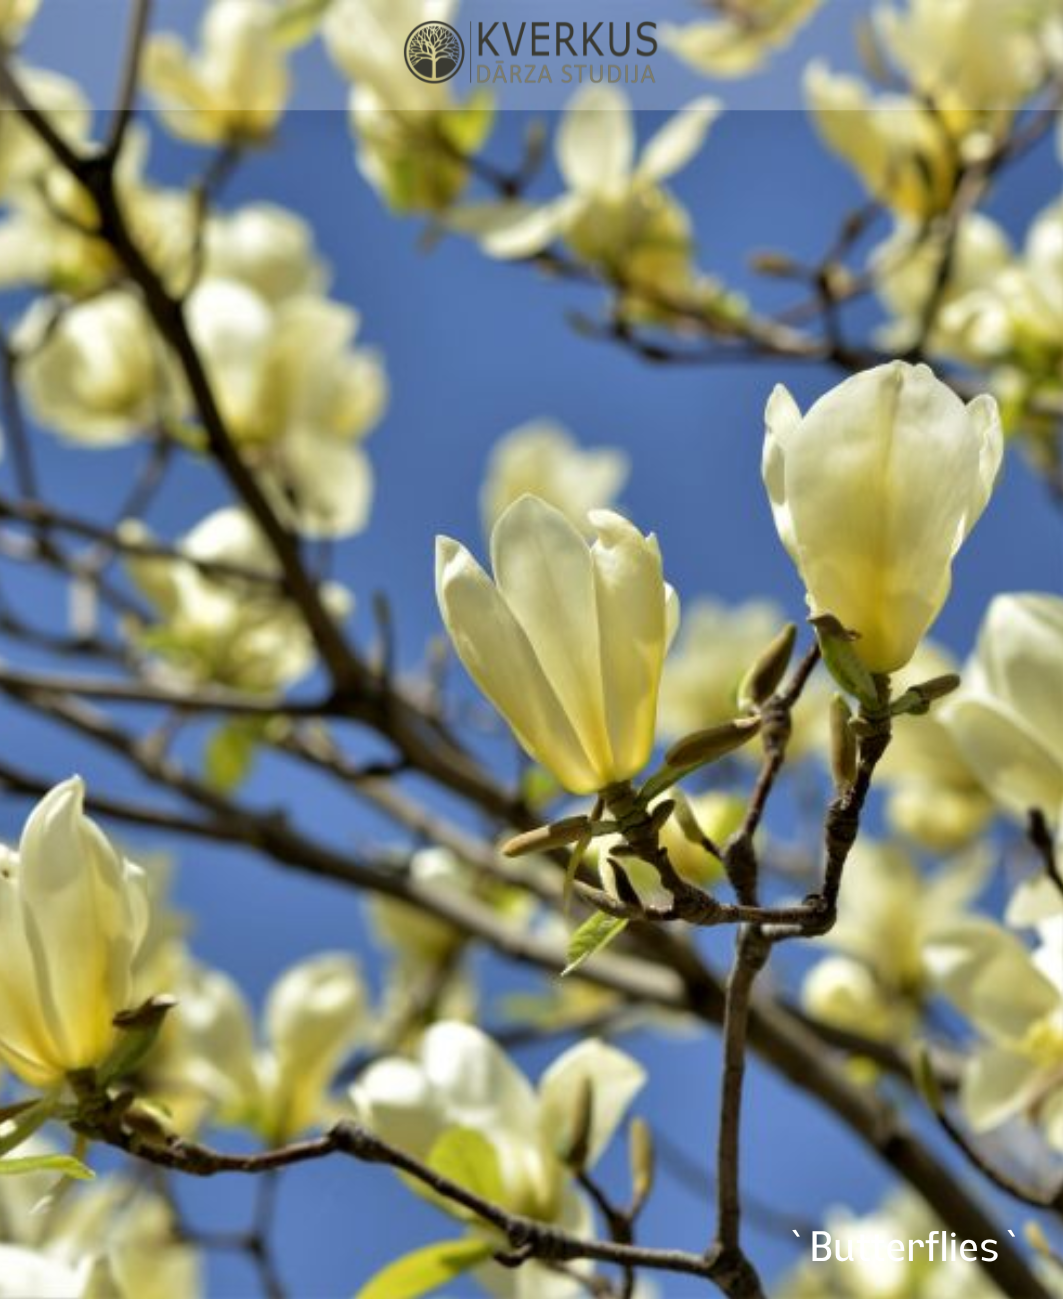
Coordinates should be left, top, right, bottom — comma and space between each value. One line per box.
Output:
3, 4, 1062, 1296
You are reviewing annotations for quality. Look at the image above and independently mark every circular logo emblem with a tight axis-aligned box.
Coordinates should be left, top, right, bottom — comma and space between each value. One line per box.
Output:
404, 21, 465, 83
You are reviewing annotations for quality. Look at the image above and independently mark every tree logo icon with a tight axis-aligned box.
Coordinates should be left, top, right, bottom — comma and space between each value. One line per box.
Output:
404, 21, 465, 83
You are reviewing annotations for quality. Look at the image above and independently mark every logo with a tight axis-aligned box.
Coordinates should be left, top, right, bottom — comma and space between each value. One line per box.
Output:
404, 21, 465, 83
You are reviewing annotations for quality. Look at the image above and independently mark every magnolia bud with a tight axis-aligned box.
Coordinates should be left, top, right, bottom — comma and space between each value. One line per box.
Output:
829, 694, 858, 791
502, 816, 590, 858
665, 717, 762, 771
629, 1117, 655, 1210
738, 622, 797, 709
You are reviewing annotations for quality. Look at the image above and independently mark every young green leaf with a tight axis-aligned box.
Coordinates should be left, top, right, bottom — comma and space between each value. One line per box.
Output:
354, 1237, 495, 1299
0, 1153, 94, 1180
562, 912, 629, 977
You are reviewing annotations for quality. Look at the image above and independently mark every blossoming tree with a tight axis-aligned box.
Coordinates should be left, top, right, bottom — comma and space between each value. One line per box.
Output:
0, 1, 1060, 1297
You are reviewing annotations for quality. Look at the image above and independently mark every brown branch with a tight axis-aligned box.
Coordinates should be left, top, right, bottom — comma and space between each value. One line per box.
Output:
105, 0, 153, 160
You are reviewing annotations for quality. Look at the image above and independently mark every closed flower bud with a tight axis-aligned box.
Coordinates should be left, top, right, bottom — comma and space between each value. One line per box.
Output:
0, 778, 150, 1089
738, 622, 797, 709
436, 495, 678, 795
763, 361, 1003, 675
829, 695, 858, 791
664, 717, 761, 771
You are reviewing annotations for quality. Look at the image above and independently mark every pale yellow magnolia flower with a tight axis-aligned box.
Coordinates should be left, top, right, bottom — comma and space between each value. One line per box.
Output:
875, 642, 993, 850
0, 0, 39, 42
0, 64, 89, 200
202, 202, 328, 303
804, 63, 958, 220
658, 597, 830, 759
436, 495, 679, 795
662, 0, 821, 78
480, 421, 629, 537
942, 593, 1063, 836
0, 1247, 101, 1298
871, 214, 1014, 361
926, 913, 1063, 1151
351, 1023, 644, 1299
0, 129, 194, 296
325, 0, 493, 213
143, 0, 290, 145
453, 85, 722, 316
125, 507, 351, 693
763, 361, 1003, 674
875, 0, 1057, 115
166, 953, 366, 1144
0, 778, 150, 1089
0, 1146, 201, 1299
958, 198, 1063, 365
801, 839, 988, 1044
187, 280, 386, 537
17, 291, 182, 445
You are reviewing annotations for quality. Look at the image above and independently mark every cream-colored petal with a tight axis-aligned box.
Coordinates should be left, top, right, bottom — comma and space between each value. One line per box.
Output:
490, 496, 613, 782
589, 510, 668, 781
761, 383, 802, 558
538, 1039, 645, 1168
557, 85, 635, 195
637, 97, 721, 182
436, 535, 597, 792
962, 1045, 1043, 1133
942, 696, 1063, 823
419, 1022, 538, 1134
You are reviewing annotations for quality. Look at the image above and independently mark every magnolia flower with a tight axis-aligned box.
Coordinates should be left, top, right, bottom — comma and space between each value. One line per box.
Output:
17, 292, 182, 445
453, 85, 722, 317
926, 914, 1063, 1151
958, 198, 1063, 366
871, 214, 1014, 361
801, 840, 988, 1044
661, 0, 822, 78
0, 129, 194, 297
658, 597, 830, 759
0, 1247, 102, 1298
0, 0, 38, 39
480, 421, 629, 537
0, 1146, 201, 1299
351, 1023, 644, 1299
874, 642, 993, 850
202, 203, 327, 304
125, 507, 351, 693
763, 361, 1003, 674
143, 0, 290, 145
0, 778, 149, 1089
166, 953, 366, 1143
186, 280, 386, 537
325, 0, 493, 212
941, 593, 1063, 836
436, 495, 678, 795
805, 64, 958, 220
0, 65, 88, 200
874, 0, 1057, 116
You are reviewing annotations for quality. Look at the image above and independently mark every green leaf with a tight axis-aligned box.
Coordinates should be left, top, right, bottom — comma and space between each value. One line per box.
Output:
203, 719, 265, 793
354, 1237, 495, 1299
563, 912, 629, 977
427, 1128, 505, 1206
0, 1154, 94, 1181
